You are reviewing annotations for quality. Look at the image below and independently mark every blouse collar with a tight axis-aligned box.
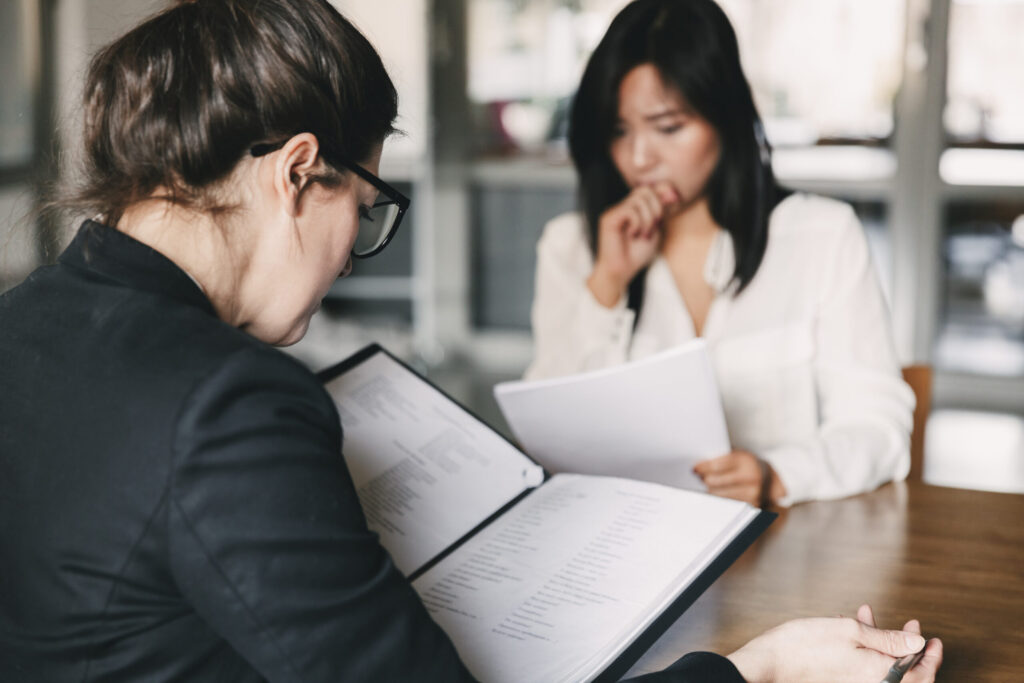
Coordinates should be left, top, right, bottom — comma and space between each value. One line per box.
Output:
703, 229, 736, 294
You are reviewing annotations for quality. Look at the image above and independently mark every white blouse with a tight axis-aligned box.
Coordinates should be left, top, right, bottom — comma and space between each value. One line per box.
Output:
525, 193, 915, 506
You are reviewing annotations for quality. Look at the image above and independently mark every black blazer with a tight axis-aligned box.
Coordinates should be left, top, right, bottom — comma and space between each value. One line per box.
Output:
0, 221, 744, 682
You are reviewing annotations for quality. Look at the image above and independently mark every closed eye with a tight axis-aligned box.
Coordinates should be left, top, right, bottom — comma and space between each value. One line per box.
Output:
358, 204, 375, 222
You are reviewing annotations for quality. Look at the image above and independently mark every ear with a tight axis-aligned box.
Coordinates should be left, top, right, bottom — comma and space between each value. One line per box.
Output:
269, 133, 322, 217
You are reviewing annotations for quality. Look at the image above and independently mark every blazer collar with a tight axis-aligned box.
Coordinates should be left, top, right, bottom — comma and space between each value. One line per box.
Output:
59, 220, 217, 317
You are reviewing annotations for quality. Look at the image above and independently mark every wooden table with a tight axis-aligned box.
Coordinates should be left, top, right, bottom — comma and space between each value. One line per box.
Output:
626, 481, 1024, 681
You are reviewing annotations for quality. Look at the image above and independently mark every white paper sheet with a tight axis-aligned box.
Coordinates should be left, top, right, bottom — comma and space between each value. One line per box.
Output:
324, 353, 544, 576
412, 474, 756, 683
494, 340, 730, 490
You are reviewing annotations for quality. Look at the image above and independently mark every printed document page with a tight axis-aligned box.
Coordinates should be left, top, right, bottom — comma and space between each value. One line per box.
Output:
494, 340, 729, 490
412, 474, 757, 683
324, 352, 544, 576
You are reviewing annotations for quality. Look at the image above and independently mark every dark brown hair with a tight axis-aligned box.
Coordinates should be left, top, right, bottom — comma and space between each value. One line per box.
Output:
69, 0, 397, 224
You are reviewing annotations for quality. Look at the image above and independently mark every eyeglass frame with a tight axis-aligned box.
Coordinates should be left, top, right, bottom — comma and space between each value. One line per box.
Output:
249, 138, 410, 259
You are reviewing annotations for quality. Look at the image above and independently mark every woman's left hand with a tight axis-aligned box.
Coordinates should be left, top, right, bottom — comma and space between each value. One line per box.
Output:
856, 604, 943, 683
693, 451, 785, 506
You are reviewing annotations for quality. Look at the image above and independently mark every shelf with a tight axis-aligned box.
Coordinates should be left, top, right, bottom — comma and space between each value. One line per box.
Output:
941, 148, 1024, 186
934, 370, 1024, 414
470, 157, 575, 188
467, 146, 897, 201
460, 329, 534, 375
940, 148, 1024, 201
327, 276, 414, 300
924, 409, 1024, 493
943, 182, 1024, 202
379, 155, 428, 183
773, 146, 895, 201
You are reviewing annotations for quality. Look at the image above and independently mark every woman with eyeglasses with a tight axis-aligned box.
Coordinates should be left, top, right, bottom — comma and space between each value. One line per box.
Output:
0, 1, 457, 680
0, 1, 939, 681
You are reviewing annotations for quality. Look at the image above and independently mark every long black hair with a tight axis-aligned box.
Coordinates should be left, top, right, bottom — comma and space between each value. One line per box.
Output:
569, 0, 786, 296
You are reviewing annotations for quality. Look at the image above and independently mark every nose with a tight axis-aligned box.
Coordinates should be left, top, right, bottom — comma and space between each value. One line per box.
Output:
630, 133, 656, 173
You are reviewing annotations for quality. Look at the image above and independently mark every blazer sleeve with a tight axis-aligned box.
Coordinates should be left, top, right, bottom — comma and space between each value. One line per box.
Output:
524, 213, 637, 381
624, 652, 746, 682
760, 205, 916, 505
167, 346, 475, 682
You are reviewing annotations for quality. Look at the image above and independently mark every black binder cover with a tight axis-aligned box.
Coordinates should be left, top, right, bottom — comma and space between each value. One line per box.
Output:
319, 343, 776, 681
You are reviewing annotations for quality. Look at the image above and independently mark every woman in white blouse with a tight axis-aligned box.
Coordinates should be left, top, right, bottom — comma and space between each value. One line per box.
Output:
526, 0, 915, 508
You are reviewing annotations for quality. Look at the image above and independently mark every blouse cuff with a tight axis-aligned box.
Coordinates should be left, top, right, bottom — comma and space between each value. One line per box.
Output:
759, 443, 817, 507
577, 285, 635, 356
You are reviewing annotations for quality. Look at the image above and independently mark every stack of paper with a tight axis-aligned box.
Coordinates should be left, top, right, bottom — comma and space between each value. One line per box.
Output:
494, 340, 730, 490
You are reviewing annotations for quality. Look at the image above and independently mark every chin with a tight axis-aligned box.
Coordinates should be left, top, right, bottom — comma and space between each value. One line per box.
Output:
274, 319, 312, 347
242, 300, 320, 347
249, 314, 312, 348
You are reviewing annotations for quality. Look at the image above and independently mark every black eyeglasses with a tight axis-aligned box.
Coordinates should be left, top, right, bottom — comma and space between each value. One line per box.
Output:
250, 139, 410, 259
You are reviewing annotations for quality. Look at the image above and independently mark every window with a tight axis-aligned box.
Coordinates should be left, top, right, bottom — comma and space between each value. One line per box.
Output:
0, 0, 45, 290
935, 0, 1024, 378
0, 0, 38, 169
719, 0, 905, 147
946, 0, 1024, 147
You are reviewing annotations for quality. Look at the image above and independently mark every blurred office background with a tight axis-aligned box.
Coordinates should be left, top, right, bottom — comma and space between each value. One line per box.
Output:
2, 0, 1022, 490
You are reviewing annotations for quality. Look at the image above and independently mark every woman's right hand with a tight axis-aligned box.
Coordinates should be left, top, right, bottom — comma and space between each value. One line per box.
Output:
587, 182, 679, 308
725, 607, 942, 683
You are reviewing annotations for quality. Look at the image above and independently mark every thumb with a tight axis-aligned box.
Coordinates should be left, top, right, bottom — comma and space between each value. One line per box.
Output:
856, 623, 926, 657
907, 639, 943, 682
653, 181, 679, 205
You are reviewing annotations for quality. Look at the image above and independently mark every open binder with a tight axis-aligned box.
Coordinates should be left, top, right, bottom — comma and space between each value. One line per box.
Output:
319, 344, 774, 683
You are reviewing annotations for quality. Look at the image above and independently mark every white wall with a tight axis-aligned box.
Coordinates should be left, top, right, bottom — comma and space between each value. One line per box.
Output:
0, 184, 38, 286
52, 0, 163, 246
333, 0, 430, 167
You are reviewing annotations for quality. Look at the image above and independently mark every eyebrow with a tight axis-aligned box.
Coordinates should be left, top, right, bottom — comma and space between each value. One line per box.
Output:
616, 108, 689, 126
642, 108, 687, 122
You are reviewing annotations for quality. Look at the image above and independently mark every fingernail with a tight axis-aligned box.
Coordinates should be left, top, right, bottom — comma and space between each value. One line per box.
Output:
905, 633, 926, 651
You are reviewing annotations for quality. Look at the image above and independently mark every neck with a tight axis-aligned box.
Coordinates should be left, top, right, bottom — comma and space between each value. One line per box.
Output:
661, 195, 719, 253
116, 200, 249, 325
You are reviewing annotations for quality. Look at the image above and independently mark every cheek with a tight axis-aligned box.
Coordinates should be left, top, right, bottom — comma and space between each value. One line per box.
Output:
337, 208, 360, 254
301, 205, 355, 296
673, 129, 720, 188
697, 130, 721, 174
317, 201, 359, 274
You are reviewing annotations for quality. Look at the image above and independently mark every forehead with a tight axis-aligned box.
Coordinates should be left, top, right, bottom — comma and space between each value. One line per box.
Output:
617, 64, 688, 118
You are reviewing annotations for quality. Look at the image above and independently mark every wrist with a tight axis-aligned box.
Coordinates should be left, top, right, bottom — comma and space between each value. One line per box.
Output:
756, 458, 786, 506
768, 466, 786, 505
727, 644, 773, 683
587, 266, 628, 308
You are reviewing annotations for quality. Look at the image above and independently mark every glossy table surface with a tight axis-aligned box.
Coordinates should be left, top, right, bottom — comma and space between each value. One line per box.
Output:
626, 481, 1024, 681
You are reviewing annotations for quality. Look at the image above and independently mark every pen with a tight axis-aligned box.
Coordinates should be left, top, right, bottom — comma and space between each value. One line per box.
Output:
880, 647, 926, 683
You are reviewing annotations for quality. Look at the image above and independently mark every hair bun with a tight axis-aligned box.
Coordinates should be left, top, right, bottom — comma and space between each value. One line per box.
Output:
69, 0, 397, 225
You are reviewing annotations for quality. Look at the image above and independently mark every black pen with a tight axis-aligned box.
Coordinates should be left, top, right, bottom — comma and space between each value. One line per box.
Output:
881, 647, 926, 683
